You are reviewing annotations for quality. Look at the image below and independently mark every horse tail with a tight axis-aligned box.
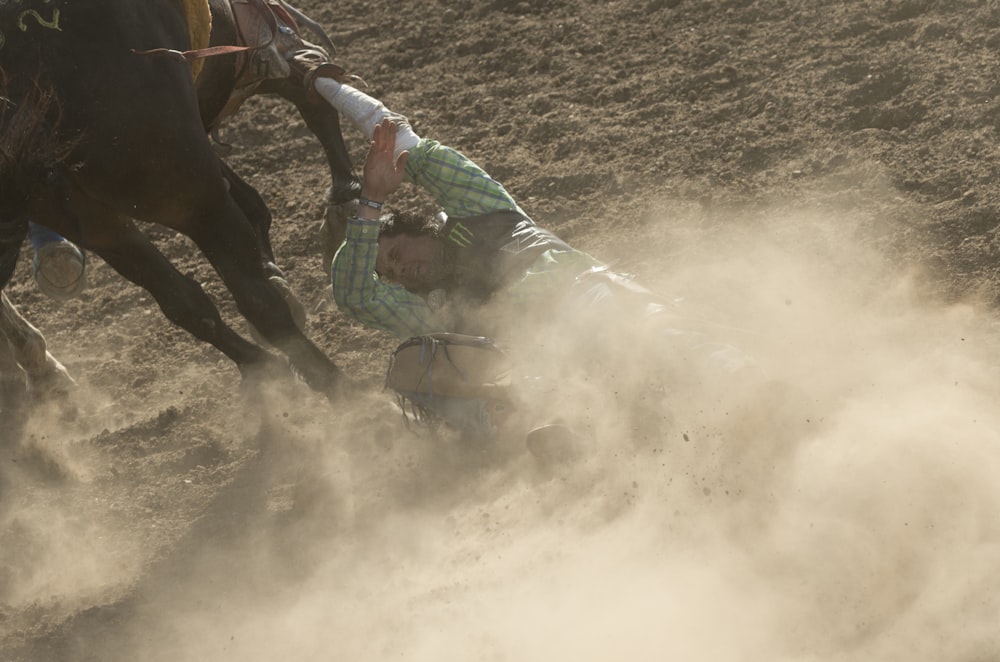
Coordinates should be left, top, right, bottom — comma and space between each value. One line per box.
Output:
0, 75, 75, 220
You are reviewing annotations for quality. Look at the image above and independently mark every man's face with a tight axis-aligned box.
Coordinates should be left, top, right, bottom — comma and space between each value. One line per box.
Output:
376, 233, 445, 293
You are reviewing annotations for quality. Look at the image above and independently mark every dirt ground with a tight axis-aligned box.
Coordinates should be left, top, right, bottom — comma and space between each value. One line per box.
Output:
5, 0, 1000, 659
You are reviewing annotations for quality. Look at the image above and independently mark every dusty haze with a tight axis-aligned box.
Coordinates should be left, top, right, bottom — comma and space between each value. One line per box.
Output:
5, 0, 1000, 660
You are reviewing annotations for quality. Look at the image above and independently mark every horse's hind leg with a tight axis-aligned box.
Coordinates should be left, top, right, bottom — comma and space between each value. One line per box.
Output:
75, 212, 285, 379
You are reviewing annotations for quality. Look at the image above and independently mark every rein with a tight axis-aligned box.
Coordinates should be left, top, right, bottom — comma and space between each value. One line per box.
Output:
131, 0, 282, 80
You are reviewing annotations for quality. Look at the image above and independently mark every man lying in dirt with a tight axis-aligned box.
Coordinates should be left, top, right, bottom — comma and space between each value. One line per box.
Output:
323, 102, 598, 340
315, 80, 765, 444
319, 81, 753, 364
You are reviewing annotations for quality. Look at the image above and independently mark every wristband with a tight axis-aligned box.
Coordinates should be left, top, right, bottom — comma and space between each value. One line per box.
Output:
358, 197, 383, 210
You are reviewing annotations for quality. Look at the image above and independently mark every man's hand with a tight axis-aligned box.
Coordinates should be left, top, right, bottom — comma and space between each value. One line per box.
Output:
360, 118, 410, 204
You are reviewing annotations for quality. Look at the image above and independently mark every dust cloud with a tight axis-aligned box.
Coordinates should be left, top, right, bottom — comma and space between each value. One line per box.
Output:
6, 205, 1000, 661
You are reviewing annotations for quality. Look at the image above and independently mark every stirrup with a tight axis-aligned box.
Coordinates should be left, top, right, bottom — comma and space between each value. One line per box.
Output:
287, 49, 367, 94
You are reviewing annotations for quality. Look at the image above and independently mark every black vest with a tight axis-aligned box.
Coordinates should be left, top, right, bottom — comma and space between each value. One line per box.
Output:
439, 210, 574, 304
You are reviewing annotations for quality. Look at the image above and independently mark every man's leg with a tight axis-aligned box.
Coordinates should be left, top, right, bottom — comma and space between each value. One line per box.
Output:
28, 222, 87, 301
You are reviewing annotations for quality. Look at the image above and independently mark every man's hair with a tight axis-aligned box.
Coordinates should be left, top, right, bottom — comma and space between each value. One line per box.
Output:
378, 209, 442, 239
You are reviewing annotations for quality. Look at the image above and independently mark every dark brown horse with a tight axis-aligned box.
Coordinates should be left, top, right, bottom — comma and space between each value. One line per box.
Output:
0, 0, 357, 398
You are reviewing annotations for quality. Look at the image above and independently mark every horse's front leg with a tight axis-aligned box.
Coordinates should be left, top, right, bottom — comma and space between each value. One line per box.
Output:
295, 93, 361, 270
220, 161, 307, 337
0, 293, 76, 399
0, 318, 28, 418
0, 217, 75, 406
259, 74, 362, 271
183, 194, 345, 396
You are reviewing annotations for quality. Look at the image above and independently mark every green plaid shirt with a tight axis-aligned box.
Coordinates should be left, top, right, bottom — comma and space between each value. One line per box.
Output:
331, 138, 601, 338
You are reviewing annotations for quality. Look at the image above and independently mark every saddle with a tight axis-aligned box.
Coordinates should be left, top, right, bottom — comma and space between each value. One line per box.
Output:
211, 0, 361, 129
228, 0, 299, 87
201, 0, 305, 126
136, 0, 355, 95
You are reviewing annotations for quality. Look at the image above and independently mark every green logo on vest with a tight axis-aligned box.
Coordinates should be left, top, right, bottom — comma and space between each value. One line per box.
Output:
449, 222, 473, 247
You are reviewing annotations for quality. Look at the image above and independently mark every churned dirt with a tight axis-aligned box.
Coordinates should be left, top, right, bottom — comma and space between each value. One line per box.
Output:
5, 1, 1000, 660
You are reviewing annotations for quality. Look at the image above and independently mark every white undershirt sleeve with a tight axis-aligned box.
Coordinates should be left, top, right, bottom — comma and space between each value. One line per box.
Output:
313, 79, 420, 158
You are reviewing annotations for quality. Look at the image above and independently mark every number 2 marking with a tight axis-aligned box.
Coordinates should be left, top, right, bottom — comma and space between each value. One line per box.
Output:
17, 7, 61, 32
0, 1, 61, 50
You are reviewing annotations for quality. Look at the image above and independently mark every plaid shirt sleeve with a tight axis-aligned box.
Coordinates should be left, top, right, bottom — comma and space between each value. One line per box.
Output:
404, 139, 526, 217
330, 216, 440, 338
